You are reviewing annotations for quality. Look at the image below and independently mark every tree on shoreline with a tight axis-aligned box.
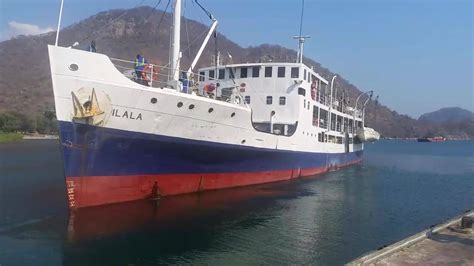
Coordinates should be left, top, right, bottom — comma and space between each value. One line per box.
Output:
0, 111, 57, 134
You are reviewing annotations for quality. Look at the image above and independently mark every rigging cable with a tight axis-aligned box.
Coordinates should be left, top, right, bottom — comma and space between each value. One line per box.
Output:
183, 0, 192, 58
192, 0, 214, 20
155, 0, 171, 36
144, 0, 163, 22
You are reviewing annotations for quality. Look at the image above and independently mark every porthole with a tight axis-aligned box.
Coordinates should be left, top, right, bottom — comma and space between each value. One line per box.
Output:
241, 139, 246, 144
231, 112, 235, 117
151, 98, 157, 104
69, 63, 79, 71
208, 108, 214, 113
189, 104, 195, 110
177, 102, 183, 108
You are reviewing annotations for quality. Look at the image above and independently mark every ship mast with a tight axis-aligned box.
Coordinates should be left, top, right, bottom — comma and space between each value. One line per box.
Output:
293, 0, 309, 64
170, 0, 182, 90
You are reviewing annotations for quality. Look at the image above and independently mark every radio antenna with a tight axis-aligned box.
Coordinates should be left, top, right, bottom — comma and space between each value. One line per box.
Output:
293, 0, 310, 63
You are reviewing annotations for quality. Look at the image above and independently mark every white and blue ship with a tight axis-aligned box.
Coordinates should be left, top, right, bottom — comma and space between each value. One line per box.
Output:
48, 0, 378, 209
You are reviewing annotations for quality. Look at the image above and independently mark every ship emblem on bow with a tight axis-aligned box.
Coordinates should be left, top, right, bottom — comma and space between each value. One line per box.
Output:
71, 87, 111, 126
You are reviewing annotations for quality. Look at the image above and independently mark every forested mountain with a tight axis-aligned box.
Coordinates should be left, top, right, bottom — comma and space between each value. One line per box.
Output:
419, 107, 474, 124
0, 6, 472, 138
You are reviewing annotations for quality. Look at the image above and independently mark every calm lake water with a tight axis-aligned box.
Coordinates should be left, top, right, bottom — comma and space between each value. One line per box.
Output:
0, 140, 473, 265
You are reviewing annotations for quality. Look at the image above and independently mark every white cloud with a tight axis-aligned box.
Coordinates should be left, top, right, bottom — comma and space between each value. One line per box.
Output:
5, 21, 54, 39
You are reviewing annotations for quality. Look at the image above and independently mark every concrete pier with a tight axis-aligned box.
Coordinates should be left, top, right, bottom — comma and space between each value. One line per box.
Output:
349, 210, 474, 265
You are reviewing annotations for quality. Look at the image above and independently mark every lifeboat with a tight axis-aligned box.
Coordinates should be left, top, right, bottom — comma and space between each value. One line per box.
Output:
356, 127, 380, 142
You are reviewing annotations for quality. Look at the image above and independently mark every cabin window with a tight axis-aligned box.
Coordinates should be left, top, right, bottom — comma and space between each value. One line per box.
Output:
277, 67, 285, 78
349, 119, 354, 133
218, 69, 225, 79
265, 67, 272, 77
337, 116, 343, 132
331, 113, 336, 131
240, 67, 248, 78
209, 70, 215, 79
318, 132, 323, 142
199, 71, 205, 81
252, 66, 260, 77
304, 99, 306, 108
313, 106, 319, 126
279, 97, 286, 105
337, 137, 343, 144
304, 69, 307, 80
308, 72, 311, 83
298, 87, 306, 96
291, 67, 299, 78
245, 95, 251, 104
319, 109, 328, 129
266, 96, 273, 105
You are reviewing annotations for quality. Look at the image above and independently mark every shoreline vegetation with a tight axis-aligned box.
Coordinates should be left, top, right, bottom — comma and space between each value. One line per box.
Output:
0, 132, 59, 143
0, 111, 58, 143
0, 132, 23, 143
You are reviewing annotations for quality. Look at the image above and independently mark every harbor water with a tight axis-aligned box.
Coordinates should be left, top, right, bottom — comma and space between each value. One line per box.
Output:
0, 140, 473, 265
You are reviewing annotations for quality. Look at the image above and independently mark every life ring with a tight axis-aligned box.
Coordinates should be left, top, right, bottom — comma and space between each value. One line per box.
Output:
203, 83, 216, 92
311, 80, 318, 100
142, 64, 158, 82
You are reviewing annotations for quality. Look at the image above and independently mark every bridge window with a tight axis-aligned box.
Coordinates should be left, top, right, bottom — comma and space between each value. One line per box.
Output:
252, 66, 260, 77
209, 70, 215, 79
277, 67, 285, 78
199, 71, 205, 81
304, 69, 307, 80
298, 87, 306, 96
291, 67, 299, 78
245, 95, 251, 104
265, 67, 272, 77
218, 69, 225, 79
266, 96, 273, 105
279, 97, 286, 105
240, 67, 248, 78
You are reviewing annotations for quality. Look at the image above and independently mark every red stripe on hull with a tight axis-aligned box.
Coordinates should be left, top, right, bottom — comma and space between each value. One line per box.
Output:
66, 159, 362, 209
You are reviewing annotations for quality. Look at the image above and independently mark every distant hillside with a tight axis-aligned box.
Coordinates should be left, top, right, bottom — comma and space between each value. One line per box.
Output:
0, 6, 472, 139
419, 107, 474, 124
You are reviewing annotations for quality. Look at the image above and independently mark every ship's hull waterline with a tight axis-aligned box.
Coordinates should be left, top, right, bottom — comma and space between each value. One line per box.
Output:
61, 121, 363, 209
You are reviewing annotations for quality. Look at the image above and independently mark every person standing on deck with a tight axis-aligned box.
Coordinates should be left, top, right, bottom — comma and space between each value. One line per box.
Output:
88, 40, 97, 53
180, 72, 190, 93
134, 54, 147, 84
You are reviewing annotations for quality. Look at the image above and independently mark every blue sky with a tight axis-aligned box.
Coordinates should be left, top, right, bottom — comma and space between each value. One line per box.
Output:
0, 0, 472, 117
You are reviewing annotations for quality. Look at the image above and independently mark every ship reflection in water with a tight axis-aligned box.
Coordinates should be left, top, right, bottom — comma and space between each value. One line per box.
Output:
62, 180, 325, 265
66, 184, 295, 243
